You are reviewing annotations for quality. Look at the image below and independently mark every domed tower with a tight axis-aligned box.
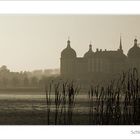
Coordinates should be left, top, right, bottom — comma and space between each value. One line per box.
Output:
127, 38, 140, 70
60, 39, 77, 78
84, 43, 94, 74
84, 44, 94, 58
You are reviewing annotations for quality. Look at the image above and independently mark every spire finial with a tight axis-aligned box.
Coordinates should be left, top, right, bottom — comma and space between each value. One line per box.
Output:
134, 36, 137, 46
67, 37, 71, 48
89, 41, 92, 51
119, 35, 122, 50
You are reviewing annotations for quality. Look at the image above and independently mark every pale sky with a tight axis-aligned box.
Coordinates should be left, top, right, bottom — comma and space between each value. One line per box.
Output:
0, 15, 140, 72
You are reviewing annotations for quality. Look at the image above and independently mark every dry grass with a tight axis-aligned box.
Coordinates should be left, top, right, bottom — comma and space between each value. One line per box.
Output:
45, 81, 80, 125
88, 68, 140, 125
45, 68, 140, 125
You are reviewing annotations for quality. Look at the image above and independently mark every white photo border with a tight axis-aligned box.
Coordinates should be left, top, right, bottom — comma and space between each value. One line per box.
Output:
0, 1, 139, 140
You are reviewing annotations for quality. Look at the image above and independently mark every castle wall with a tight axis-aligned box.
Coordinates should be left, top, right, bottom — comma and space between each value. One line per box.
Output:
60, 57, 76, 79
61, 54, 127, 81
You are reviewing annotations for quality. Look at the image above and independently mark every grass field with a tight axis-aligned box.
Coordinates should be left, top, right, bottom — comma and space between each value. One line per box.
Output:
0, 92, 92, 125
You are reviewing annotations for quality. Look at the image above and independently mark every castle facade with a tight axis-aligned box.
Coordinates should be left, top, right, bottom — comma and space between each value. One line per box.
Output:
60, 38, 140, 81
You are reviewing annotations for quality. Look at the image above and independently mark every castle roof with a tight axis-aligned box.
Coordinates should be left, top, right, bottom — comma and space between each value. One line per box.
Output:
128, 38, 140, 59
61, 40, 76, 58
84, 44, 94, 58
94, 50, 126, 60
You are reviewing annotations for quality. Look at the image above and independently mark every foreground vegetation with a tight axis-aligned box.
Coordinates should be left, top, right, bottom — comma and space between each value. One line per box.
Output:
45, 68, 140, 125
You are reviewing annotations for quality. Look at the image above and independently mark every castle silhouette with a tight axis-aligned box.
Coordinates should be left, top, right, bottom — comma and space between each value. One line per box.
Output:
60, 38, 140, 82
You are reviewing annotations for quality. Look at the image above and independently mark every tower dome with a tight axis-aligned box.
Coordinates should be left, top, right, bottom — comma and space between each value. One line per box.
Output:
84, 43, 94, 58
61, 40, 76, 58
128, 38, 140, 58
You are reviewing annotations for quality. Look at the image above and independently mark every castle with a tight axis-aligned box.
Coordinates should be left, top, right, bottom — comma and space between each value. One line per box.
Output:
60, 38, 140, 82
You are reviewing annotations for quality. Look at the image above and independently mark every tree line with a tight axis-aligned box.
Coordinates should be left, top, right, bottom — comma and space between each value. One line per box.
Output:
0, 65, 59, 88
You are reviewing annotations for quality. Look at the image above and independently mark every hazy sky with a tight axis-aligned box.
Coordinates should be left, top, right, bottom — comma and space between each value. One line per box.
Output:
0, 15, 140, 71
